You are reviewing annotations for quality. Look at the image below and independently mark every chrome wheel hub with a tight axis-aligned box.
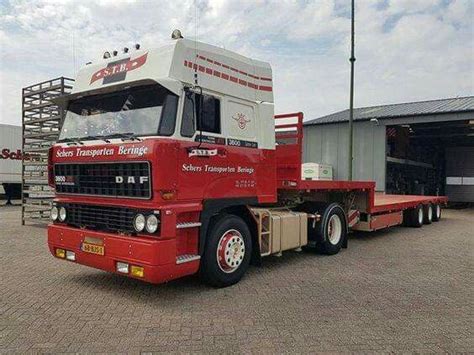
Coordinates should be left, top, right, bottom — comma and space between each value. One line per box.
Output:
217, 229, 245, 273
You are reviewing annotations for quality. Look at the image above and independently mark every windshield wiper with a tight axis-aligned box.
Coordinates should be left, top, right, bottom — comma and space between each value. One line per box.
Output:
102, 132, 142, 142
81, 135, 111, 143
57, 137, 84, 145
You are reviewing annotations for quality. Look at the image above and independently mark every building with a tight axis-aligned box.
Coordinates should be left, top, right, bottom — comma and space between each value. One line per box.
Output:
303, 96, 474, 202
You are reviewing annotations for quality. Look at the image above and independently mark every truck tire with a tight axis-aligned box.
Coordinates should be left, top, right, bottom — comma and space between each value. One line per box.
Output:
200, 214, 252, 288
423, 204, 433, 225
402, 210, 411, 226
314, 203, 347, 255
432, 204, 442, 222
409, 205, 424, 228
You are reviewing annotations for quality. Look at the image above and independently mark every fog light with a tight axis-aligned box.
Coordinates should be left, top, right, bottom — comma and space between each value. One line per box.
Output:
58, 207, 67, 222
116, 262, 129, 274
130, 265, 144, 278
55, 248, 65, 258
133, 214, 146, 232
66, 250, 76, 261
146, 215, 159, 233
51, 206, 59, 221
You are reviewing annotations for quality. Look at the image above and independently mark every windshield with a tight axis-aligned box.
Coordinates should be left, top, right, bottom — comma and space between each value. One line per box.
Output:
59, 84, 178, 141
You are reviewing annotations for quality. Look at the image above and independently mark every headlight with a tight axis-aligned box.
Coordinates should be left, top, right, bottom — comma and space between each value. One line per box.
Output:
133, 214, 146, 232
146, 214, 159, 233
51, 206, 59, 221
58, 207, 67, 221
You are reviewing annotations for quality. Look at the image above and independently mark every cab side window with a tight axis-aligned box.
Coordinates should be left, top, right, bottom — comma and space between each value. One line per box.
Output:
181, 93, 196, 137
158, 94, 178, 136
181, 92, 221, 137
198, 94, 221, 133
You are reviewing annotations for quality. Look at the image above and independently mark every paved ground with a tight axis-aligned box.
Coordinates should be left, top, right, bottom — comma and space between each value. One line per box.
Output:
0, 205, 472, 354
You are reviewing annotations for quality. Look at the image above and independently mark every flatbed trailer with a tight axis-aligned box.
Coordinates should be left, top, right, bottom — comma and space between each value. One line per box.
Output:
274, 112, 447, 232
47, 35, 447, 287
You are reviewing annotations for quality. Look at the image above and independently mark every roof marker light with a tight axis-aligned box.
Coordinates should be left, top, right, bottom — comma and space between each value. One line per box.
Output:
123, 47, 129, 53
135, 43, 140, 50
103, 51, 111, 59
112, 50, 118, 56
171, 29, 183, 39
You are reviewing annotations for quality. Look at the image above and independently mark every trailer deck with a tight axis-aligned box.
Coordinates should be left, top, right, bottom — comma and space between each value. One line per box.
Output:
281, 178, 447, 215
373, 193, 448, 214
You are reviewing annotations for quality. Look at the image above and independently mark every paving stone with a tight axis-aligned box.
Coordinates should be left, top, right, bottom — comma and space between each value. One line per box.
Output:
0, 206, 472, 353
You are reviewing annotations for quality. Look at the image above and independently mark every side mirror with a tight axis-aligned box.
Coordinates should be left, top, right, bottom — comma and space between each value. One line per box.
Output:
182, 86, 203, 146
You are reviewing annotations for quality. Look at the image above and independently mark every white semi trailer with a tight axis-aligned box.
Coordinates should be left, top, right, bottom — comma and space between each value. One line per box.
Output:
0, 124, 23, 201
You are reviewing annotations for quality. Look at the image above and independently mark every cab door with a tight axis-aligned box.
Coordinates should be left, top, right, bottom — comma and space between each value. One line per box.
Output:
176, 90, 259, 201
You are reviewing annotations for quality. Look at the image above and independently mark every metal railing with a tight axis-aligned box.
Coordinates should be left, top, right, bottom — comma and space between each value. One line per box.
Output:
21, 77, 74, 225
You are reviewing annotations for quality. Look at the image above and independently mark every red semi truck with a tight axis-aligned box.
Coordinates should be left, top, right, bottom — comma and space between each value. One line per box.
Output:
47, 34, 447, 287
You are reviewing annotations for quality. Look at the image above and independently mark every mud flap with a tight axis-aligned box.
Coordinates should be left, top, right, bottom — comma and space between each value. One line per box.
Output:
342, 234, 348, 249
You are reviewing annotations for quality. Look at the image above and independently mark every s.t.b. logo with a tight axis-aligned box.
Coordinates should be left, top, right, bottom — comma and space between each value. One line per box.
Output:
90, 53, 148, 85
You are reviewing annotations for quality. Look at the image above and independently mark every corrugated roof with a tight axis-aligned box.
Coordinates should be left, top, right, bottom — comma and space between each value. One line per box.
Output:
304, 96, 474, 125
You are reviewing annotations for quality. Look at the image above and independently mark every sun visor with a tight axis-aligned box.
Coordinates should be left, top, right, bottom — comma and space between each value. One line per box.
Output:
155, 78, 183, 96
50, 78, 182, 109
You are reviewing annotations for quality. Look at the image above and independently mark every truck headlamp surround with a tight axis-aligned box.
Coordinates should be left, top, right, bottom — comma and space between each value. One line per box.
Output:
133, 214, 146, 232
58, 206, 67, 222
146, 214, 159, 233
51, 206, 59, 221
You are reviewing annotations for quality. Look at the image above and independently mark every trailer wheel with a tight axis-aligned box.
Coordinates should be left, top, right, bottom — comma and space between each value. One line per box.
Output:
318, 203, 347, 255
402, 210, 411, 226
423, 204, 433, 225
409, 205, 424, 228
200, 214, 252, 288
432, 204, 442, 222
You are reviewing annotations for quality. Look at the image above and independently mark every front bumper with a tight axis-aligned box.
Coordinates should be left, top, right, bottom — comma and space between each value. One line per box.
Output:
47, 224, 199, 284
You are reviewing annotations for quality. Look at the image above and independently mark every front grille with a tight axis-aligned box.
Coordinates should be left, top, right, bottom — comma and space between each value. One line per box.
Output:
63, 203, 138, 234
54, 162, 151, 198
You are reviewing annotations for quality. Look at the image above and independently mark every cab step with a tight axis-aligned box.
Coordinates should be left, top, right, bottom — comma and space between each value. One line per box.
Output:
176, 254, 201, 264
176, 222, 202, 229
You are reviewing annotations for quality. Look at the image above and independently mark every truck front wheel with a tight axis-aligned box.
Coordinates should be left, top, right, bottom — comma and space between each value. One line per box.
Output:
200, 214, 252, 288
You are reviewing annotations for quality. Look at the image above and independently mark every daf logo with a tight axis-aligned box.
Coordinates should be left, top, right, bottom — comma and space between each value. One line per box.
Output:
115, 176, 149, 184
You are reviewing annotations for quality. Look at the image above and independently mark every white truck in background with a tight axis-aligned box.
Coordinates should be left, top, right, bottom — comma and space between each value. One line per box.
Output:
0, 124, 23, 202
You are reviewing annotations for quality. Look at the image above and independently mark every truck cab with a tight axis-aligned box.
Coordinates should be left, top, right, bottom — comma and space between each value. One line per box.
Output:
48, 36, 280, 286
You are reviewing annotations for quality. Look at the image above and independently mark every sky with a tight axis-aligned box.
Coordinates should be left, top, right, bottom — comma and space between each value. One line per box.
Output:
0, 0, 473, 126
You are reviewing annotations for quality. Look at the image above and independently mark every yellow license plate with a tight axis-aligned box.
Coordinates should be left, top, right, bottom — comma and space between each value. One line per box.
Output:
82, 242, 105, 256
